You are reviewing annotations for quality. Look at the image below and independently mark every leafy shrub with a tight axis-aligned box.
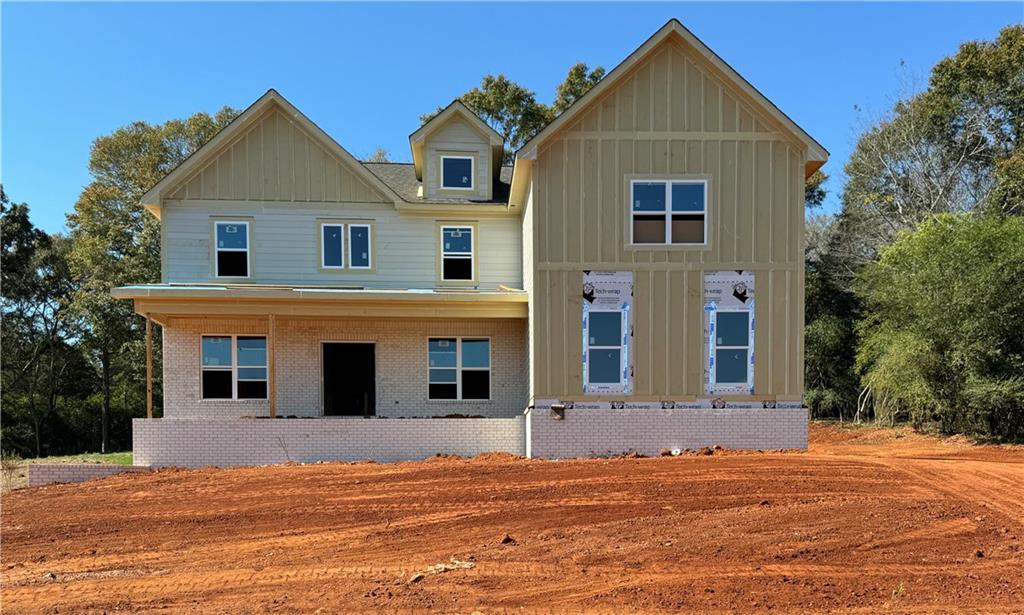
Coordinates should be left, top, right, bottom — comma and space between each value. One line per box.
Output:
856, 214, 1024, 440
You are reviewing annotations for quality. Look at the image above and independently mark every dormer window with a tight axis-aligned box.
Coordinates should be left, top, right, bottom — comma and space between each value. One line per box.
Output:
441, 156, 474, 190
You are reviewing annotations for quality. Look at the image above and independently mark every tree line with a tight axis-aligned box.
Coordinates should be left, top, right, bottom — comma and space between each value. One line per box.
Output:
2, 29, 1022, 458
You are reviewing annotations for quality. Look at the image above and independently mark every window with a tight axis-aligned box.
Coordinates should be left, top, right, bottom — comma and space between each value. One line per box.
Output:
441, 156, 474, 190
630, 180, 707, 245
321, 223, 344, 268
428, 337, 490, 400
586, 310, 625, 386
714, 311, 750, 384
201, 335, 267, 400
441, 226, 473, 281
349, 224, 371, 269
214, 221, 249, 277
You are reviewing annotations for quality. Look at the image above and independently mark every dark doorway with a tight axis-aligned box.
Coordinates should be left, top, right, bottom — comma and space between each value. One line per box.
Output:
322, 343, 376, 417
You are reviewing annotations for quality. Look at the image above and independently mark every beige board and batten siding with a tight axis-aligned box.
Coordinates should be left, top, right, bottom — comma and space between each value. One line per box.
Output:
166, 108, 389, 204
423, 115, 492, 201
530, 38, 806, 402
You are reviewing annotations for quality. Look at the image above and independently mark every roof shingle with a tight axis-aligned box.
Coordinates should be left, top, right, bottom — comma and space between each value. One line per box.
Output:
364, 162, 512, 205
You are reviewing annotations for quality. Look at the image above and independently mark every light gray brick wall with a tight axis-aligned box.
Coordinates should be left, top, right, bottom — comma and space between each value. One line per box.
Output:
133, 417, 526, 467
27, 464, 147, 487
163, 317, 528, 419
526, 407, 808, 458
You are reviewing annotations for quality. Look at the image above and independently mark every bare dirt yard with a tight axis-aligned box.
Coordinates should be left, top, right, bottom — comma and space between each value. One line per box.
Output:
2, 423, 1023, 614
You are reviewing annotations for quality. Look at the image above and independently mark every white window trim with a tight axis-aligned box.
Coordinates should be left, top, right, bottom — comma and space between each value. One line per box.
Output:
629, 179, 708, 246
348, 223, 372, 269
427, 336, 491, 401
713, 310, 752, 385
200, 334, 268, 401
440, 155, 475, 191
321, 222, 345, 269
440, 225, 474, 281
214, 220, 251, 278
585, 309, 626, 387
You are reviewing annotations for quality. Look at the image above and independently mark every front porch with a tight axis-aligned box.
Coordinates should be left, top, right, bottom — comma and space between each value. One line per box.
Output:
115, 284, 530, 420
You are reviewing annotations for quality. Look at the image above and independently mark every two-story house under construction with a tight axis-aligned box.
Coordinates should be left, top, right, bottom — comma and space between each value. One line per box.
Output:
116, 19, 827, 466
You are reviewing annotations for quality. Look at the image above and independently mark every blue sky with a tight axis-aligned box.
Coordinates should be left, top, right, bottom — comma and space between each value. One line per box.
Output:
3, 2, 1021, 233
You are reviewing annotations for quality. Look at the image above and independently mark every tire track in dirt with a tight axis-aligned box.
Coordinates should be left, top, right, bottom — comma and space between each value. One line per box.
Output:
4, 424, 1023, 614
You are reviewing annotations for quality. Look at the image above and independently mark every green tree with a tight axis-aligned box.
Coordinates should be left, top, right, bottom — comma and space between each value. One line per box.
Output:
363, 147, 391, 163
804, 170, 828, 209
927, 25, 1024, 214
856, 214, 1024, 440
422, 75, 550, 165
1, 191, 88, 456
66, 107, 238, 451
552, 63, 605, 116
422, 63, 606, 165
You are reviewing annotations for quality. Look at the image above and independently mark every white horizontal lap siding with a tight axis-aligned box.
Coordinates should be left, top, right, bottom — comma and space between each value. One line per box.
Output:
162, 201, 521, 289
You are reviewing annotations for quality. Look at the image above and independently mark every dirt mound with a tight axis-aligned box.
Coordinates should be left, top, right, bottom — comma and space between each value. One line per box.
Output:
3, 424, 1022, 614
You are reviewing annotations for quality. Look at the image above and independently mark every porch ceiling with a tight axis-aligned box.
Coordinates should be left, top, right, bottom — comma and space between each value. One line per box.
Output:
112, 284, 528, 323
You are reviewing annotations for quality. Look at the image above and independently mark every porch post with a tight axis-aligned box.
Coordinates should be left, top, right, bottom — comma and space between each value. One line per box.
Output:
145, 314, 153, 419
268, 314, 277, 418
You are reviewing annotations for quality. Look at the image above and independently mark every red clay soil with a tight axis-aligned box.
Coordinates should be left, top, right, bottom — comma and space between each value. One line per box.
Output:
2, 424, 1023, 614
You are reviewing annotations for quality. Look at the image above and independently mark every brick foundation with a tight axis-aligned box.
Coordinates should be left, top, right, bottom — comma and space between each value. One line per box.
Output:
526, 407, 808, 458
133, 417, 526, 467
28, 464, 148, 487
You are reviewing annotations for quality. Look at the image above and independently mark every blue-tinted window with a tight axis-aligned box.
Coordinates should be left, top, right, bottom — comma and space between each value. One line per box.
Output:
442, 157, 473, 189
238, 367, 267, 381
349, 225, 370, 268
428, 338, 457, 368
429, 369, 457, 383
671, 183, 705, 212
588, 312, 622, 346
216, 222, 247, 249
716, 312, 749, 347
461, 339, 490, 368
202, 336, 232, 367
442, 227, 473, 254
632, 182, 666, 212
322, 224, 343, 267
236, 337, 267, 366
589, 349, 622, 384
716, 349, 748, 384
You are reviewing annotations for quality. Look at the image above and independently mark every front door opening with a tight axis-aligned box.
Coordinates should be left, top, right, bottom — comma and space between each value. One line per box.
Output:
322, 343, 375, 417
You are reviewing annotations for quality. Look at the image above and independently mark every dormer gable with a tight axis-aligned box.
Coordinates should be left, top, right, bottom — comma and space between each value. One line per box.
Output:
409, 101, 503, 201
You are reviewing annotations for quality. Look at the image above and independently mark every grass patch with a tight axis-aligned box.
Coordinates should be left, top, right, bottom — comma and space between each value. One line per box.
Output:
28, 452, 134, 466
1, 451, 133, 492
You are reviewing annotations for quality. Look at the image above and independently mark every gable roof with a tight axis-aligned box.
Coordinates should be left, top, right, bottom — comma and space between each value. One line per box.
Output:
515, 19, 828, 175
408, 100, 504, 181
139, 89, 403, 215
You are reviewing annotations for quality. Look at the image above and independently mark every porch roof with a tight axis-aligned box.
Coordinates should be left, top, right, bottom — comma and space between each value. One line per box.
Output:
113, 284, 528, 323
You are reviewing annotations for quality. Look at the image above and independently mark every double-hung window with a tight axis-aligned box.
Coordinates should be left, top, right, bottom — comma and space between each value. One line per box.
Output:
714, 311, 751, 385
201, 335, 268, 400
441, 156, 474, 190
348, 224, 371, 269
441, 226, 473, 281
586, 311, 625, 387
214, 221, 250, 277
428, 337, 490, 400
631, 180, 707, 245
321, 223, 345, 269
